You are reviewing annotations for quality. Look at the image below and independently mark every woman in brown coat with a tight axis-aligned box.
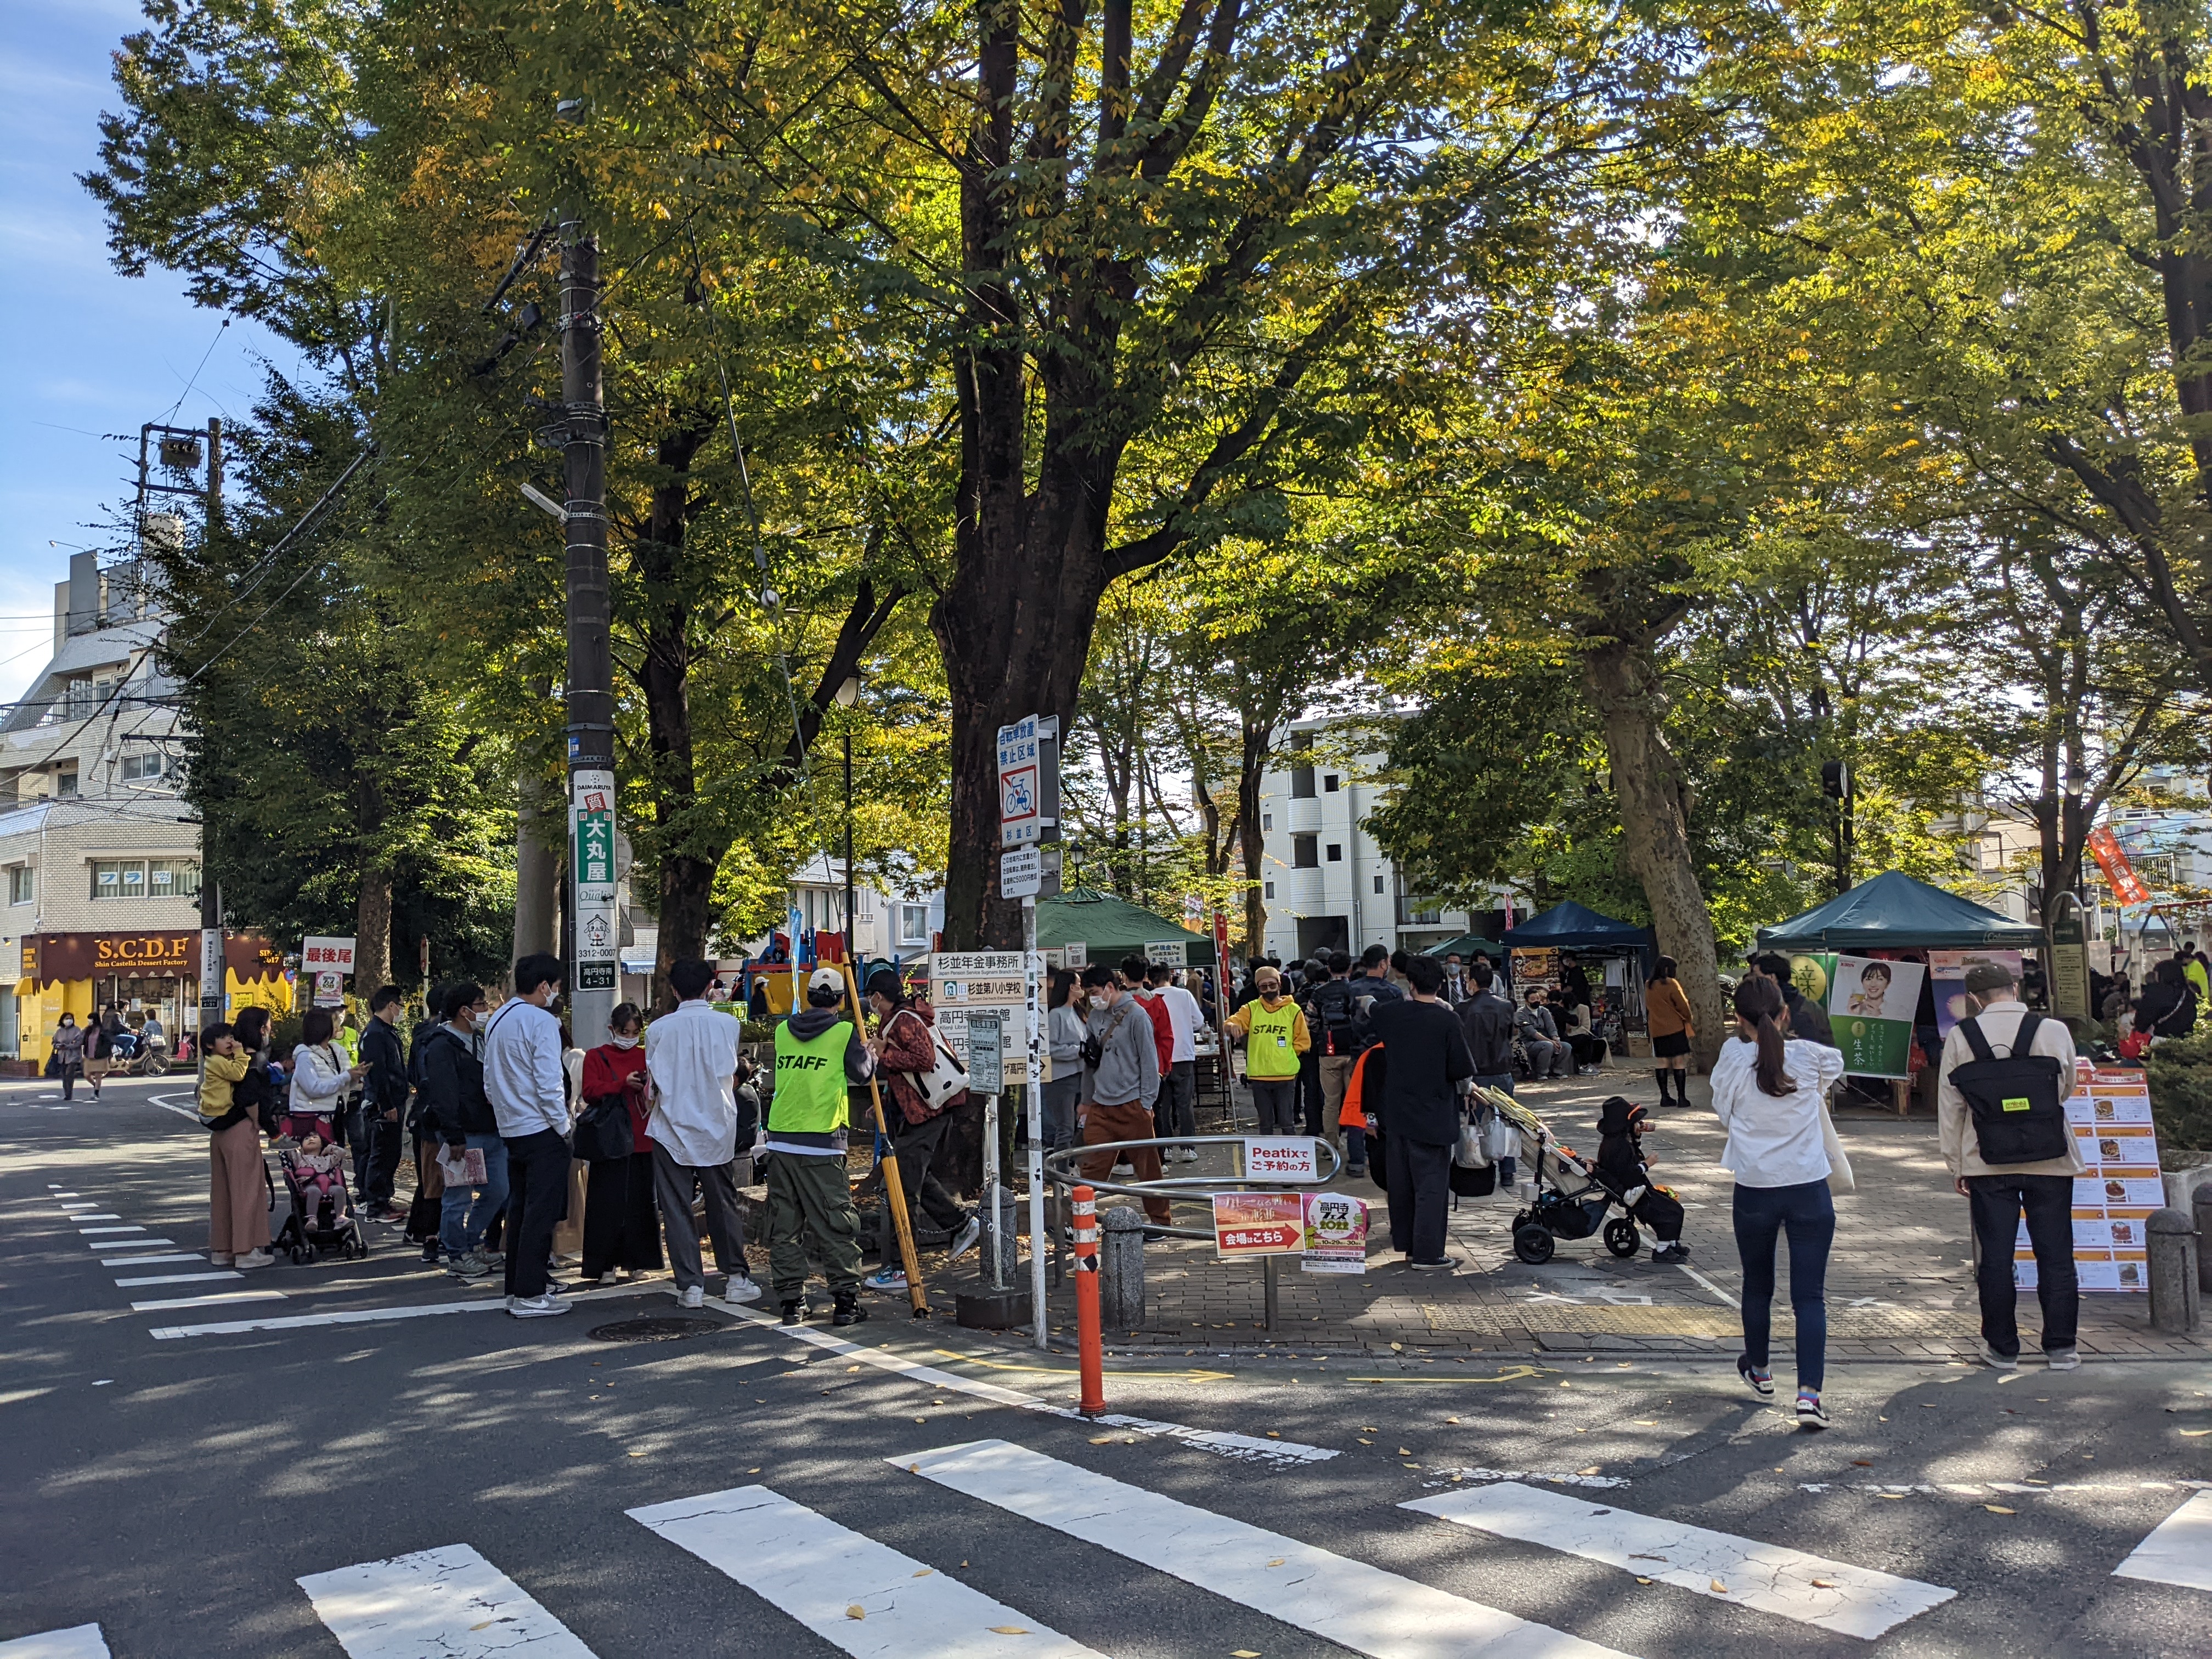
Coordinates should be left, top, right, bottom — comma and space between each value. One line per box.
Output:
1645, 955, 1696, 1108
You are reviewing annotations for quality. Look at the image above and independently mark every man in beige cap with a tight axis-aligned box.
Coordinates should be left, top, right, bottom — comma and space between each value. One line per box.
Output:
1937, 958, 2082, 1372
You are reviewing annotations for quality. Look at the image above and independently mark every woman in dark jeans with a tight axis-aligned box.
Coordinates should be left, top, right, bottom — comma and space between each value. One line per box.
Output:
1707, 974, 1846, 1429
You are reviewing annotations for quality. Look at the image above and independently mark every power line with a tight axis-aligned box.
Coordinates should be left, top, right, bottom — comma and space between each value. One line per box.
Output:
159, 317, 232, 427
164, 447, 377, 654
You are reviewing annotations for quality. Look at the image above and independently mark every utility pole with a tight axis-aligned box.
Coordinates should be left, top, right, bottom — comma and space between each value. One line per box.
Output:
561, 221, 618, 1040
198, 877, 223, 1092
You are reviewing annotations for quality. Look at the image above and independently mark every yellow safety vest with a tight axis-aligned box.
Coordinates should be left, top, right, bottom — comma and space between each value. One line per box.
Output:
770, 1019, 851, 1134
1246, 998, 1301, 1079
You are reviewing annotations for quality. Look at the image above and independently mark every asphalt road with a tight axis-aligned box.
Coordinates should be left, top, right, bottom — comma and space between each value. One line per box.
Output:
4, 1077, 2208, 1657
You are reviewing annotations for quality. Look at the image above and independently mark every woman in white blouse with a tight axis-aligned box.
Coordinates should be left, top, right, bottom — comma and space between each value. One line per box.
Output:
1708, 974, 1846, 1429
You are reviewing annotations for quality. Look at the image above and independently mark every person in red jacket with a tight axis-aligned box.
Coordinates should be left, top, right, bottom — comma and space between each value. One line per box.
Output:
1121, 956, 1176, 1131
864, 970, 980, 1290
579, 1004, 664, 1284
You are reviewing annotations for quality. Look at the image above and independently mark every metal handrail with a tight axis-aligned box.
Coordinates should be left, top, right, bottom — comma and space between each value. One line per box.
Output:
1039, 1133, 1342, 1240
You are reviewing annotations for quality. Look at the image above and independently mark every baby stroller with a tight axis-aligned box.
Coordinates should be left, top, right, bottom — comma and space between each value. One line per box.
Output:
1490, 1090, 1644, 1265
272, 1107, 369, 1263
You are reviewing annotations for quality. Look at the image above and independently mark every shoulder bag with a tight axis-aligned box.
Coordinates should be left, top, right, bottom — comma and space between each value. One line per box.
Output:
900, 1013, 972, 1113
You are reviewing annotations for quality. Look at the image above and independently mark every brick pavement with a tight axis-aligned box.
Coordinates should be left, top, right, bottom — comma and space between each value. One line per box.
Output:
992, 1062, 2210, 1367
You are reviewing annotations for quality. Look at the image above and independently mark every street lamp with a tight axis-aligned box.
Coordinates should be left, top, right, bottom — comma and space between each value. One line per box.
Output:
835, 675, 861, 975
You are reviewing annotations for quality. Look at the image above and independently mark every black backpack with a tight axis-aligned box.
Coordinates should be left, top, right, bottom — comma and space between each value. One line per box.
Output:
1308, 980, 1363, 1056
1952, 1012, 2069, 1164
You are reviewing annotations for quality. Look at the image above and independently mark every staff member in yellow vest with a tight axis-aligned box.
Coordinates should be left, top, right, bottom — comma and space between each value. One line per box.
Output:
1225, 966, 1311, 1133
766, 967, 877, 1327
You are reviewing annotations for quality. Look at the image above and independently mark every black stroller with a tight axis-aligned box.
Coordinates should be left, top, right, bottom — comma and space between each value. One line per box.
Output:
1493, 1092, 1646, 1265
272, 1106, 369, 1263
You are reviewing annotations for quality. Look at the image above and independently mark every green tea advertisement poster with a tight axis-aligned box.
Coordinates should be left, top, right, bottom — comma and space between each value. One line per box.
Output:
1826, 955, 1926, 1078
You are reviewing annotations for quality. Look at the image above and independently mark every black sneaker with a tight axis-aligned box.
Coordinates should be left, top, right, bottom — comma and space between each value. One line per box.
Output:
832, 1293, 869, 1328
780, 1300, 804, 1326
1737, 1354, 1774, 1397
1796, 1392, 1830, 1430
1652, 1243, 1690, 1263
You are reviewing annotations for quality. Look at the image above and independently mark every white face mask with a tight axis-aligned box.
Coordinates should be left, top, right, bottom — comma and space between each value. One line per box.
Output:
609, 1034, 639, 1049
1089, 992, 1111, 1011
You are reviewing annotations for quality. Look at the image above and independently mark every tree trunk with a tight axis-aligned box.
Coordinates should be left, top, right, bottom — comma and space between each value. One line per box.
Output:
1582, 637, 1726, 1070
514, 735, 561, 966
354, 864, 392, 996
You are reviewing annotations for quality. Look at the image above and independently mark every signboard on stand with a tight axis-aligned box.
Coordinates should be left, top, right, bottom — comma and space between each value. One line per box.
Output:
932, 951, 1029, 1085
1825, 954, 1927, 1077
1144, 938, 1188, 967
966, 1010, 1005, 1094
313, 970, 345, 1008
2018, 1068, 2162, 1294
1000, 844, 1062, 900
1301, 1192, 1370, 1274
1243, 1137, 1319, 1182
1211, 1192, 1306, 1256
302, 936, 356, 977
2047, 894, 2091, 1020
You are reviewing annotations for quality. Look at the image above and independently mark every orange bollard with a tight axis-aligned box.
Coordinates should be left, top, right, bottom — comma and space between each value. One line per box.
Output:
1071, 1183, 1106, 1416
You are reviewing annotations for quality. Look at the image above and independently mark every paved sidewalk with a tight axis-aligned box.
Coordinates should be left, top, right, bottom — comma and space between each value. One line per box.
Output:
1015, 1062, 2210, 1366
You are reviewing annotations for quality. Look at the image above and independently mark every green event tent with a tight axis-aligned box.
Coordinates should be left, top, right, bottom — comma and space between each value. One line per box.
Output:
1034, 887, 1210, 966
1754, 870, 2044, 951
1421, 932, 1506, 958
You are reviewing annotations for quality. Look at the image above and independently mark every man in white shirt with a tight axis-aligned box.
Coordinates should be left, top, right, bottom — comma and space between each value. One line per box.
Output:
645, 957, 763, 1309
481, 952, 574, 1317
1938, 960, 2083, 1372
1147, 961, 1204, 1161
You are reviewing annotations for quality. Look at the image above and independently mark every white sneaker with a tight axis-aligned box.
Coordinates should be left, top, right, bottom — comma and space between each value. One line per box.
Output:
235, 1249, 274, 1271
680, 1284, 705, 1310
948, 1216, 983, 1262
1111, 1162, 1135, 1176
207, 1252, 234, 1268
509, 1293, 571, 1318
721, 1276, 764, 1305
865, 1267, 908, 1292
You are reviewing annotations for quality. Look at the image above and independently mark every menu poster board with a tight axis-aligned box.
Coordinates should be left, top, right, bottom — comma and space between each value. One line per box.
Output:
1510, 948, 1559, 991
1928, 950, 2025, 1043
1825, 955, 1927, 1079
2016, 1069, 2160, 1294
1301, 1192, 1369, 1274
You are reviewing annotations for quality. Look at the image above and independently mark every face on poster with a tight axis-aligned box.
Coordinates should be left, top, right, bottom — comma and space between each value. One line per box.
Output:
1928, 949, 2023, 1040
1824, 955, 1927, 1078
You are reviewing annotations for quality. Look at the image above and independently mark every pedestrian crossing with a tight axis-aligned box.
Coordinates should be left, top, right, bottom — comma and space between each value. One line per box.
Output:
34, 1187, 295, 1315
7, 1441, 2207, 1657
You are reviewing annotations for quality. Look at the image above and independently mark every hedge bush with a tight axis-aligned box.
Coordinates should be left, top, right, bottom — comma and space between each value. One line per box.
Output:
2145, 1030, 2212, 1155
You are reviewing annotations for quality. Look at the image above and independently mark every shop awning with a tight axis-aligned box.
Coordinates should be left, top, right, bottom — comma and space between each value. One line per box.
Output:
1754, 870, 2045, 951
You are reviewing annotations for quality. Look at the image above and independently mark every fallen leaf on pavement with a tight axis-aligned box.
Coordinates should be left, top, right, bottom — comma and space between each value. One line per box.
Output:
988, 1628, 1028, 1636
1398, 1447, 1412, 1455
1711, 1579, 1729, 1594
1090, 1436, 1113, 1444
1635, 1577, 1652, 1585
2182, 1429, 2211, 1437
1577, 1466, 1601, 1476
1985, 1505, 2015, 1514
1266, 1431, 1282, 1438
1810, 1578, 1838, 1589
912, 1569, 933, 1578
1852, 1460, 1873, 1467
1266, 1558, 1285, 1567
846, 1606, 866, 1621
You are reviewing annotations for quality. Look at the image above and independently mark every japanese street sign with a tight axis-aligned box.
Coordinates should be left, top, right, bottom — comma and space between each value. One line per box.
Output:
1000, 844, 1063, 900
967, 1010, 1004, 1094
1243, 1136, 1321, 1182
313, 969, 345, 1008
1211, 1192, 1305, 1256
302, 935, 356, 974
997, 716, 1042, 847
1301, 1192, 1370, 1274
1144, 938, 1187, 967
932, 950, 1029, 1084
572, 769, 618, 991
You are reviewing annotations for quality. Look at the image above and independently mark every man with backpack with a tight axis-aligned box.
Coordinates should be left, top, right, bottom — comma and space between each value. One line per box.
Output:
1938, 960, 2083, 1372
861, 967, 980, 1292
1306, 952, 1365, 1150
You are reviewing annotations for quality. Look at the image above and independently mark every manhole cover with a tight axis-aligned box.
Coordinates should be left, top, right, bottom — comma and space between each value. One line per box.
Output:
586, 1316, 720, 1343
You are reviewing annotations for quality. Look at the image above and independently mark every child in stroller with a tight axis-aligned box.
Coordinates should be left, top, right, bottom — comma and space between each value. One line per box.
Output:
1499, 1090, 1689, 1265
273, 1108, 369, 1262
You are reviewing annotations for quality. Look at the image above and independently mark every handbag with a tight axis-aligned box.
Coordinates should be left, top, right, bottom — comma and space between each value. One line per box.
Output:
573, 1096, 635, 1162
1454, 1104, 1492, 1169
900, 1014, 971, 1113
1819, 1098, 1855, 1194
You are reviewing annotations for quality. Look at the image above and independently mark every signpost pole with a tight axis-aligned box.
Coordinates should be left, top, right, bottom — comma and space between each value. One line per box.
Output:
1264, 1254, 1279, 1332
983, 1091, 1002, 1290
1025, 895, 1046, 1348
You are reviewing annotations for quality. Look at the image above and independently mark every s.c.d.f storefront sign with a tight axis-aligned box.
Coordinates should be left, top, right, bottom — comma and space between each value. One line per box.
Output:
24, 932, 284, 985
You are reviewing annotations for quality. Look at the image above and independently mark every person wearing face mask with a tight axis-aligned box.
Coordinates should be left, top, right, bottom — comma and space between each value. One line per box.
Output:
49, 1013, 86, 1099
482, 952, 577, 1317
419, 981, 506, 1279
1076, 963, 1170, 1229
578, 1003, 664, 1285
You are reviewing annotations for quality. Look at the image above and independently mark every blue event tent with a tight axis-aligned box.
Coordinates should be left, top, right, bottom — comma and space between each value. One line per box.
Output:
1502, 900, 1654, 952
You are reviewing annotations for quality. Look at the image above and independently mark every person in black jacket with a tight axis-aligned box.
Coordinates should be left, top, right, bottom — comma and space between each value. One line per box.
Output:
358, 986, 412, 1223
1752, 953, 1834, 1048
1595, 1096, 1689, 1263
1366, 953, 1475, 1269
1457, 962, 1520, 1187
417, 981, 507, 1278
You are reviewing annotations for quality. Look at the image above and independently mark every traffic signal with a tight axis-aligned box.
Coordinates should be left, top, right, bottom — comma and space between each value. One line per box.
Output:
1820, 760, 1848, 800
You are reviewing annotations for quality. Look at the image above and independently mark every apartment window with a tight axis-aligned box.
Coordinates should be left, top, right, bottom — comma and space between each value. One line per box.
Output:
121, 750, 169, 783
1323, 774, 1340, 793
91, 860, 145, 900
57, 769, 79, 798
1289, 732, 1315, 799
7, 866, 31, 905
1292, 834, 1319, 869
1325, 843, 1342, 862
1373, 874, 1385, 895
149, 859, 201, 899
1261, 812, 1272, 831
1263, 881, 1276, 899
898, 904, 929, 945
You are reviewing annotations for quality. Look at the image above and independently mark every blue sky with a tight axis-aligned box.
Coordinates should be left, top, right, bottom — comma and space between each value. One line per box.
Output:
0, 0, 298, 704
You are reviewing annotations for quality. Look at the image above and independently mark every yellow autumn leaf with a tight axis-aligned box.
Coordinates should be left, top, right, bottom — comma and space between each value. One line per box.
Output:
1711, 1579, 1729, 1594
989, 1628, 1029, 1636
1985, 1505, 2015, 1514
846, 1605, 866, 1620
912, 1568, 934, 1578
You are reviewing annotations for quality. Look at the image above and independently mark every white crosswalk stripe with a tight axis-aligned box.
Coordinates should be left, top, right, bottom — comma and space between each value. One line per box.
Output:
2112, 1488, 2212, 1593
895, 1438, 1635, 1658
297, 1543, 596, 1658
1405, 1482, 1953, 1639
630, 1484, 1105, 1656
112, 1271, 242, 1288
127, 1289, 285, 1312
84, 1237, 174, 1250
0, 1626, 109, 1658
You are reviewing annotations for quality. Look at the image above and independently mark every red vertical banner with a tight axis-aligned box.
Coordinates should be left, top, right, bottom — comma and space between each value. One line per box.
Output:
2086, 826, 2149, 905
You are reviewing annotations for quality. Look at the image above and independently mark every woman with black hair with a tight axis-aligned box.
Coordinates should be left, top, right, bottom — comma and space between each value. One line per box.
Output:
1709, 974, 1846, 1429
1644, 955, 1695, 1107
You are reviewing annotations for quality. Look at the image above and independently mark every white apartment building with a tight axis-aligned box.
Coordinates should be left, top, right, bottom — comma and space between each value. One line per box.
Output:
1251, 715, 1503, 964
0, 554, 204, 1060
